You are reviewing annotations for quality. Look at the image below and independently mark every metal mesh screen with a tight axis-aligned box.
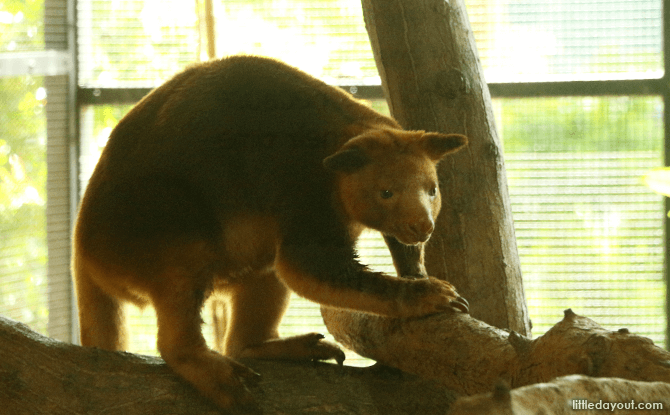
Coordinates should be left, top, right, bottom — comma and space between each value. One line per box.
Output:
76, 0, 663, 87
498, 96, 665, 343
467, 0, 662, 82
76, 0, 378, 87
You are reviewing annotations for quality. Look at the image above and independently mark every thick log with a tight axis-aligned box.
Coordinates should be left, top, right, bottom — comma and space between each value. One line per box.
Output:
353, 0, 529, 334
321, 307, 670, 396
4, 310, 670, 414
0, 316, 457, 415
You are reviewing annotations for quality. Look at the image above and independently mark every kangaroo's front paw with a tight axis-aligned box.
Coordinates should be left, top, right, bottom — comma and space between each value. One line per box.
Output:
413, 277, 469, 315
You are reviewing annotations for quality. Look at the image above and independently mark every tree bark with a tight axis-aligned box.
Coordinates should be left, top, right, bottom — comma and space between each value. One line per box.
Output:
351, 0, 529, 334
321, 307, 670, 395
0, 316, 457, 415
4, 311, 670, 414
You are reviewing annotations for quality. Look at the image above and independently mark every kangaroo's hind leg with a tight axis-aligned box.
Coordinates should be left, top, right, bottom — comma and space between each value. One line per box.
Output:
221, 269, 345, 364
150, 252, 261, 410
73, 259, 128, 351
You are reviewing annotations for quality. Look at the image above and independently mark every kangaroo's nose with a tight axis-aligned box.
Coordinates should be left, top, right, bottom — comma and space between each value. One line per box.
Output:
409, 219, 434, 243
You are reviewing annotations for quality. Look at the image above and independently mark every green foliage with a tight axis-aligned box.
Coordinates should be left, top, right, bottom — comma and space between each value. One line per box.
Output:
0, 0, 48, 332
499, 97, 663, 153
0, 0, 44, 51
499, 96, 665, 345
0, 76, 48, 334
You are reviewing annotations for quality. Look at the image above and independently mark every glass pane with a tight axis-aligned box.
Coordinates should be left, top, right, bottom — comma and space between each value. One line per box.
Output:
214, 0, 377, 84
0, 75, 48, 333
467, 0, 663, 82
77, 0, 378, 87
0, 0, 45, 52
497, 96, 665, 345
77, 0, 663, 86
77, 0, 198, 87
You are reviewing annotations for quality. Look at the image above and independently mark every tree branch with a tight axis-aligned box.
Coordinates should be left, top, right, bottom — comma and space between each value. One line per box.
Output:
321, 307, 670, 396
0, 316, 458, 415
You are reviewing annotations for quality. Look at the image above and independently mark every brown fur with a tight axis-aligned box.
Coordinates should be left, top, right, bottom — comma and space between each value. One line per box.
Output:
72, 55, 468, 410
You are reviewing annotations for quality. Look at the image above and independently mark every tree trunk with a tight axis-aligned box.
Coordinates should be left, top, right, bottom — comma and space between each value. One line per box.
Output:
354, 0, 529, 334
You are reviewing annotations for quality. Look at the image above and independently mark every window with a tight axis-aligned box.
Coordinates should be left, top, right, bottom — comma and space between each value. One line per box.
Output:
470, 0, 662, 82
1, 0, 72, 342
499, 96, 664, 339
1, 0, 667, 365
0, 75, 48, 334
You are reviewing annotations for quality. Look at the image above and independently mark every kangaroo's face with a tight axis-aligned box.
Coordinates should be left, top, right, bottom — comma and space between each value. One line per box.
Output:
324, 129, 467, 245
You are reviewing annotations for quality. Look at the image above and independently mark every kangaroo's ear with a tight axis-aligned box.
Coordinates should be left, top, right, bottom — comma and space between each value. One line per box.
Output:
323, 147, 370, 173
421, 133, 468, 161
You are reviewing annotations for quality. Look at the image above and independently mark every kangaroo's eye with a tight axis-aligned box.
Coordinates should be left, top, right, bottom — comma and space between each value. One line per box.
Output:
428, 187, 437, 197
381, 190, 394, 199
